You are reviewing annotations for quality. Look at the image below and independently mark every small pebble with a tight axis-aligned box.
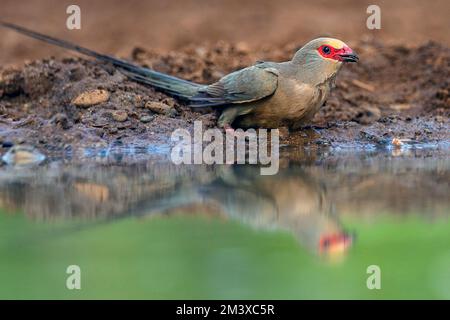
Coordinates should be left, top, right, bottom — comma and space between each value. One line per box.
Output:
1, 145, 46, 166
51, 113, 72, 130
145, 101, 173, 115
140, 115, 154, 123
112, 110, 128, 122
72, 89, 110, 107
109, 127, 118, 134
435, 115, 444, 123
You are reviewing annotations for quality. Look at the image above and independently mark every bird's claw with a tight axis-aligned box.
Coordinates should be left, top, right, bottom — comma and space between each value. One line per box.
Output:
223, 124, 236, 136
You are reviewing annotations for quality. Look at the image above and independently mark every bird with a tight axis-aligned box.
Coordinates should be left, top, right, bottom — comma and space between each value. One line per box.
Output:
0, 21, 359, 130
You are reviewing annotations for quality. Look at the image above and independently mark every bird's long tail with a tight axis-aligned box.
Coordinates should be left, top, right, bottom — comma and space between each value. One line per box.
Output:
0, 21, 202, 99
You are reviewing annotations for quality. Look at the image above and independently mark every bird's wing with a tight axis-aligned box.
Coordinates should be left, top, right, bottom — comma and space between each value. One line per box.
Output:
189, 65, 279, 107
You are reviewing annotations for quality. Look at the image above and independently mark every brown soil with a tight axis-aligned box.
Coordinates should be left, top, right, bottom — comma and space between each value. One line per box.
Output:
1, 0, 449, 155
1, 37, 449, 154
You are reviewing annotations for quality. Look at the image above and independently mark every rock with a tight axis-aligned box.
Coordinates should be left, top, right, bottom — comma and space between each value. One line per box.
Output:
354, 105, 381, 125
1, 145, 46, 166
0, 69, 23, 97
435, 115, 445, 123
51, 113, 72, 130
140, 115, 154, 123
162, 97, 176, 107
72, 89, 110, 107
145, 101, 174, 115
112, 110, 128, 122
22, 65, 54, 97
108, 127, 119, 134
359, 130, 382, 143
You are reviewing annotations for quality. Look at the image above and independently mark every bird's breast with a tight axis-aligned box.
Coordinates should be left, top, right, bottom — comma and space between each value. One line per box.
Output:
236, 78, 331, 128
272, 79, 321, 119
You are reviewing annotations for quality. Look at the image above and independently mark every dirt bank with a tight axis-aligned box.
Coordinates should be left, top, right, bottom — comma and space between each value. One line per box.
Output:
0, 39, 449, 155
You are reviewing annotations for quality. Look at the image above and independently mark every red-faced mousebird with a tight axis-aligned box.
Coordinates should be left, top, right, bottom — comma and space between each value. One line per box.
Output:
0, 21, 358, 130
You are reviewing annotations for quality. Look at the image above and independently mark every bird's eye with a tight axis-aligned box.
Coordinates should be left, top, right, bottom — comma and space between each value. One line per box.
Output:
322, 46, 331, 54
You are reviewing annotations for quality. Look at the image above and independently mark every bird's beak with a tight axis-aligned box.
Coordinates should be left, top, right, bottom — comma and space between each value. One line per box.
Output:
340, 53, 359, 63
338, 46, 359, 63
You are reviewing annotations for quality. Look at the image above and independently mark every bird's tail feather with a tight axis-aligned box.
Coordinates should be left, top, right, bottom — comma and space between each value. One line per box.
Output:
0, 20, 202, 99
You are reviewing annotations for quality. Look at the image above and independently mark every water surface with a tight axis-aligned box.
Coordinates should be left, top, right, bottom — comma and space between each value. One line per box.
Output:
0, 144, 449, 299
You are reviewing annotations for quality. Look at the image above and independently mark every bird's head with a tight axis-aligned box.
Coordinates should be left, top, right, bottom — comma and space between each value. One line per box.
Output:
292, 38, 359, 83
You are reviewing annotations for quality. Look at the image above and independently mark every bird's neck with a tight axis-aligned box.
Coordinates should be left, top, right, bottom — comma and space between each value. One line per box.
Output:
290, 55, 342, 86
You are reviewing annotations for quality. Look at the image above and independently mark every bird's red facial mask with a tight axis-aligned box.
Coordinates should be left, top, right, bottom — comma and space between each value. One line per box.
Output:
317, 45, 359, 63
318, 232, 353, 255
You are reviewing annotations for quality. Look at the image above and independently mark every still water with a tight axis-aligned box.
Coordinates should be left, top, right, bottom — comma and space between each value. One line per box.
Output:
0, 143, 449, 299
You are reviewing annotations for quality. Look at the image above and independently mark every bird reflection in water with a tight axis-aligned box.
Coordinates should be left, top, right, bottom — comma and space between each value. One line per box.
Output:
0, 161, 353, 258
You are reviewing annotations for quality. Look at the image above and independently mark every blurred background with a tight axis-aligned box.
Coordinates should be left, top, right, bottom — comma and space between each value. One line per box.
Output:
1, 0, 449, 64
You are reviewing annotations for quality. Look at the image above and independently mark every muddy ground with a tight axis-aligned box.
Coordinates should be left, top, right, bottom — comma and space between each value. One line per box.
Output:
0, 37, 449, 155
1, 0, 449, 156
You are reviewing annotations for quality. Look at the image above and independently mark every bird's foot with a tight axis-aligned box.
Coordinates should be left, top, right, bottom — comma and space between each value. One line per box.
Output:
223, 124, 236, 135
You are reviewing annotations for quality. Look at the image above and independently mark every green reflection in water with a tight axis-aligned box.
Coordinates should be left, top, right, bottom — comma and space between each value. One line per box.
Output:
1, 210, 450, 299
